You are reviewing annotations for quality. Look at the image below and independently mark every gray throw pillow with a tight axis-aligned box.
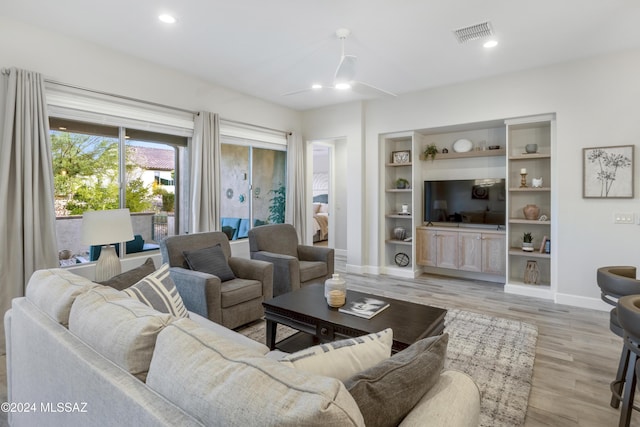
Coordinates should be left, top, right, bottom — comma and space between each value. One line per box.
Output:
99, 257, 156, 290
344, 333, 449, 427
183, 244, 236, 282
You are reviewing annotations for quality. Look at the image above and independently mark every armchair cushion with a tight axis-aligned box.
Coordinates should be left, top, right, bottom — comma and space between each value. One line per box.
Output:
183, 244, 236, 282
123, 263, 189, 318
220, 278, 263, 308
99, 257, 156, 290
344, 333, 448, 427
299, 261, 328, 283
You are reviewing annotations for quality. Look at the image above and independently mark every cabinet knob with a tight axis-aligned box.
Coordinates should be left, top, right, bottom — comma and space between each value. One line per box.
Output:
320, 327, 328, 335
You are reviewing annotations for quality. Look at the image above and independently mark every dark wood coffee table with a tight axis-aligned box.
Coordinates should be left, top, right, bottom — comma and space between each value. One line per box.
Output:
262, 284, 447, 353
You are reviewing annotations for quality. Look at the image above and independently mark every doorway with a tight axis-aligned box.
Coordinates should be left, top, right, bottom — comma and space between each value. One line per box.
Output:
308, 138, 347, 254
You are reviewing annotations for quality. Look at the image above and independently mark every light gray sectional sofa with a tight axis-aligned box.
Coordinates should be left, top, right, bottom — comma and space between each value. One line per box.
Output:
5, 268, 481, 426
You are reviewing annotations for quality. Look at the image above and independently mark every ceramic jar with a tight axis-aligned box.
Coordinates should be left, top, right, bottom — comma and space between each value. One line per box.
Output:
523, 204, 540, 220
393, 226, 407, 240
525, 144, 538, 153
324, 273, 346, 307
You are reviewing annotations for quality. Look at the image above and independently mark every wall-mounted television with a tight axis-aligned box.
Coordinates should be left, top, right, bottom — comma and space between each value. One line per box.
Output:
423, 179, 506, 227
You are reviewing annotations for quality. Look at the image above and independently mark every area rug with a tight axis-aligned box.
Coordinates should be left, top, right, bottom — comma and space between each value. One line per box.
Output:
237, 308, 537, 427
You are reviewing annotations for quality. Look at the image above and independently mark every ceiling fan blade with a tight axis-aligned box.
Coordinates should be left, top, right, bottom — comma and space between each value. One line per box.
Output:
281, 88, 313, 96
335, 55, 357, 83
350, 81, 397, 98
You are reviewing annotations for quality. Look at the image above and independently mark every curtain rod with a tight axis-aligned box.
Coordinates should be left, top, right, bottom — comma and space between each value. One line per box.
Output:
3, 68, 291, 135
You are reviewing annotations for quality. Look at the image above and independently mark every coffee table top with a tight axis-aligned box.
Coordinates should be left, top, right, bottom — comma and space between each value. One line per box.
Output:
263, 284, 447, 349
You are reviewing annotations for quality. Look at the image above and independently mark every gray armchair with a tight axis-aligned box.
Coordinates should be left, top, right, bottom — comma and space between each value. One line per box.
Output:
248, 223, 334, 296
160, 232, 273, 329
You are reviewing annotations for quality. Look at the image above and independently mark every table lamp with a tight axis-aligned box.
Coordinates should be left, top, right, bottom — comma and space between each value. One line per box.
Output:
82, 209, 134, 281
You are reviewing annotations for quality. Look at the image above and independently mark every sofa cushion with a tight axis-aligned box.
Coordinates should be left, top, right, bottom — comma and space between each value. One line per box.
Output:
183, 244, 236, 282
99, 257, 156, 291
279, 329, 393, 381
299, 260, 328, 283
69, 286, 175, 381
147, 319, 365, 426
123, 263, 189, 318
25, 268, 98, 326
344, 333, 448, 427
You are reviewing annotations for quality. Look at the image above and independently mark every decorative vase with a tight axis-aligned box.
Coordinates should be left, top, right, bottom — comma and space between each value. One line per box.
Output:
324, 273, 346, 307
523, 204, 540, 220
393, 226, 407, 240
525, 144, 538, 153
524, 260, 540, 285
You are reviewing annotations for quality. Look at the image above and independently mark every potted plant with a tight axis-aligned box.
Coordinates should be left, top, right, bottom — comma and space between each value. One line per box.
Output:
522, 232, 534, 252
423, 144, 438, 160
395, 178, 409, 189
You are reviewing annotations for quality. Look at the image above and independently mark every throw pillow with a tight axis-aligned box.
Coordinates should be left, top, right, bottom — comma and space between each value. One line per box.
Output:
99, 257, 156, 290
221, 226, 235, 241
344, 333, 449, 427
279, 328, 393, 381
182, 244, 235, 282
123, 263, 189, 318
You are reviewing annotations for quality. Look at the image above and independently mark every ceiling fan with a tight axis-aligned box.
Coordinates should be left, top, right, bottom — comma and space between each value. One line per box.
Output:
282, 29, 396, 98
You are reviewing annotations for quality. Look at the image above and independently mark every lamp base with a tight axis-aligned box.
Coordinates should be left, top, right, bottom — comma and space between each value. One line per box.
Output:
95, 245, 121, 282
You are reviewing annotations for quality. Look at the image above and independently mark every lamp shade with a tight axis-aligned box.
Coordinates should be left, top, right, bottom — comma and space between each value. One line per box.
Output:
433, 200, 448, 210
81, 209, 134, 246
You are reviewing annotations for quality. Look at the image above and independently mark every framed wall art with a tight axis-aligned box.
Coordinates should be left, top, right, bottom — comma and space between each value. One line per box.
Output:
583, 145, 634, 198
392, 150, 411, 164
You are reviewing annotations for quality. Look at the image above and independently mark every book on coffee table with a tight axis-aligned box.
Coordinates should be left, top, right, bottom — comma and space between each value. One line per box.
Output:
339, 297, 390, 319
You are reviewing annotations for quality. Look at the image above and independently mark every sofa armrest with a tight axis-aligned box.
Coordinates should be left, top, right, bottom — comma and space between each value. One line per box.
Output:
298, 245, 334, 275
228, 257, 274, 301
252, 251, 300, 295
399, 370, 480, 427
168, 267, 223, 323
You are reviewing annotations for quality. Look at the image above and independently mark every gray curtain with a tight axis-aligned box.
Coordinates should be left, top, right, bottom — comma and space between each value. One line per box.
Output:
285, 132, 307, 244
0, 68, 58, 355
189, 112, 220, 233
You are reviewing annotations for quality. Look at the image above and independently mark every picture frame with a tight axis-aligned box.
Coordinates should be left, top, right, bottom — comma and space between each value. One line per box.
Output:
392, 150, 411, 164
583, 145, 634, 198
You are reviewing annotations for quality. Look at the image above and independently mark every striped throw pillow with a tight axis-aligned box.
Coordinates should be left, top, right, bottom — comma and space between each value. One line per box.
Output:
123, 263, 189, 318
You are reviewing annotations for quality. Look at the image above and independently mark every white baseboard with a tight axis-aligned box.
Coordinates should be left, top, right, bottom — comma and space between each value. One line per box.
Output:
334, 249, 347, 258
555, 293, 611, 312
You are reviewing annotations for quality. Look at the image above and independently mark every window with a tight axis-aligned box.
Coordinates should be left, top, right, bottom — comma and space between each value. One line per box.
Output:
51, 117, 187, 265
220, 133, 287, 241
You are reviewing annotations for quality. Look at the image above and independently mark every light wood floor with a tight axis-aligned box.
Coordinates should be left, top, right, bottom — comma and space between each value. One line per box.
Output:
336, 263, 632, 426
1, 260, 635, 426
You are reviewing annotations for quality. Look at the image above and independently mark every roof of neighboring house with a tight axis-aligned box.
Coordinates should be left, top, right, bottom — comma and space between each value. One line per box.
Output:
129, 146, 174, 171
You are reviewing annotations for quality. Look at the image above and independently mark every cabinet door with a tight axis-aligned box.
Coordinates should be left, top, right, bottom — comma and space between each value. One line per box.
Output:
416, 228, 436, 267
482, 233, 506, 275
458, 232, 482, 272
436, 231, 458, 269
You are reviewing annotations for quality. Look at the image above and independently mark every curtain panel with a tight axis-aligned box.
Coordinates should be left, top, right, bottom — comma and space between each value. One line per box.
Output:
190, 112, 220, 233
0, 67, 58, 354
285, 132, 307, 244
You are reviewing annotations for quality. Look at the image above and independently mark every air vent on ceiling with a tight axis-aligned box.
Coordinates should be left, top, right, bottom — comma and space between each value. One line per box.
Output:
453, 21, 494, 44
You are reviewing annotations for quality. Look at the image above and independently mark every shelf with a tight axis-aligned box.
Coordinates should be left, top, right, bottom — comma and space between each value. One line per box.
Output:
420, 148, 505, 160
385, 239, 412, 246
386, 162, 412, 167
508, 218, 551, 225
386, 188, 412, 193
509, 187, 551, 192
508, 248, 550, 259
509, 153, 551, 160
386, 214, 413, 219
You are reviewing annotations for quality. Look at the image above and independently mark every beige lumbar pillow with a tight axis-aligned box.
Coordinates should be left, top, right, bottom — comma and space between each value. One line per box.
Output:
279, 328, 393, 381
123, 263, 189, 318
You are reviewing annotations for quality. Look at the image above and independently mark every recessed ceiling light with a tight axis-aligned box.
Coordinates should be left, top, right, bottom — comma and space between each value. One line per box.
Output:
335, 83, 351, 90
483, 40, 498, 48
158, 14, 176, 24
311, 84, 323, 90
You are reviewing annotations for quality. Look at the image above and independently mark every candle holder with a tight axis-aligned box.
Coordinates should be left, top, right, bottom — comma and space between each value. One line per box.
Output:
520, 173, 528, 188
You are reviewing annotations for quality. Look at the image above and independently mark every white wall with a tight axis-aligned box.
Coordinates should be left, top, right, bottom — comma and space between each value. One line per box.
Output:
302, 102, 364, 271
0, 17, 301, 134
304, 48, 640, 310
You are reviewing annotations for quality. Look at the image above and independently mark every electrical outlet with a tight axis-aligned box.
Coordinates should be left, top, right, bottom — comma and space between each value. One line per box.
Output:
614, 212, 634, 224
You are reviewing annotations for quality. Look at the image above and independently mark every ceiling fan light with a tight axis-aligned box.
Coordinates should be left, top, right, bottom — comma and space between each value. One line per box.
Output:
335, 82, 351, 90
311, 84, 323, 90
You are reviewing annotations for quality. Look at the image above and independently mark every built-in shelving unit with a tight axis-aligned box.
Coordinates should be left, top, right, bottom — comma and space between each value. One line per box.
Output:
381, 132, 422, 277
505, 114, 556, 299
